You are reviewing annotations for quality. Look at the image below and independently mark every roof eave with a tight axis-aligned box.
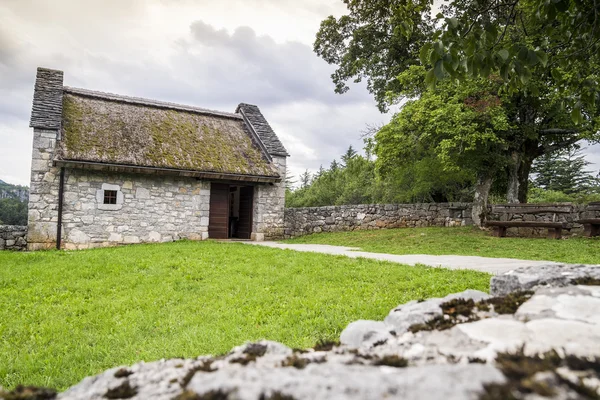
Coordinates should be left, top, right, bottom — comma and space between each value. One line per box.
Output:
54, 159, 282, 183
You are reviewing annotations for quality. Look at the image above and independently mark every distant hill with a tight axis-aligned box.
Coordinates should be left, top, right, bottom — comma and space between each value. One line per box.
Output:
0, 180, 28, 225
0, 180, 29, 202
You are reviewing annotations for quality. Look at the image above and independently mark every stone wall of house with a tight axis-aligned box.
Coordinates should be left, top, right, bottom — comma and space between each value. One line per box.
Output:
59, 169, 211, 250
253, 156, 287, 240
0, 225, 27, 250
27, 128, 62, 250
284, 203, 473, 238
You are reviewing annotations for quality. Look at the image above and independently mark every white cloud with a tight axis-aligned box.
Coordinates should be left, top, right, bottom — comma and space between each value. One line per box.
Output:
2, 0, 598, 190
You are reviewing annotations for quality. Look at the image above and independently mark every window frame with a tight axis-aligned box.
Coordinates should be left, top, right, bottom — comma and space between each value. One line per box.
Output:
96, 184, 124, 211
103, 190, 118, 205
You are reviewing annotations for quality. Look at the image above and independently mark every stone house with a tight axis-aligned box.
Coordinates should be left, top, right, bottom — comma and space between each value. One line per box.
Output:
27, 67, 289, 250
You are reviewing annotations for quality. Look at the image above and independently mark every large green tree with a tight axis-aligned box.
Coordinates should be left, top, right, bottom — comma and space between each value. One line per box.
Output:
375, 75, 509, 224
418, 0, 600, 201
315, 0, 600, 203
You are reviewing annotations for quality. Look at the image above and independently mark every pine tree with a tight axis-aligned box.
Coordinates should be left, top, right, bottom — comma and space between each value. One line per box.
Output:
284, 170, 297, 191
531, 147, 599, 195
314, 165, 326, 179
299, 170, 312, 189
330, 159, 339, 172
341, 146, 358, 166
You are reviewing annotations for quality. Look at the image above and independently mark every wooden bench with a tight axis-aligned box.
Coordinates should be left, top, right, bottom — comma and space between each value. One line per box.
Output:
576, 219, 600, 237
485, 221, 570, 239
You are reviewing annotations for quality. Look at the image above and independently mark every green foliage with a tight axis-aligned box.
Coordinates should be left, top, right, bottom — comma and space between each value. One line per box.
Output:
374, 74, 509, 210
0, 241, 489, 389
527, 187, 600, 204
286, 226, 600, 264
286, 152, 376, 207
371, 156, 473, 203
285, 142, 474, 207
0, 198, 27, 225
313, 0, 434, 111
0, 180, 28, 226
419, 0, 600, 120
314, 1, 600, 202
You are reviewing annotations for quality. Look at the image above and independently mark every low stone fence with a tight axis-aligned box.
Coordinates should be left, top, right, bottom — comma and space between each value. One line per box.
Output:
284, 202, 600, 238
0, 225, 28, 250
284, 203, 473, 238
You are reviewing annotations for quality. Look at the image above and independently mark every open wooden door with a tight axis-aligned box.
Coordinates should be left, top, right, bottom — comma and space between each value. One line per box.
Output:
208, 183, 229, 239
237, 186, 254, 239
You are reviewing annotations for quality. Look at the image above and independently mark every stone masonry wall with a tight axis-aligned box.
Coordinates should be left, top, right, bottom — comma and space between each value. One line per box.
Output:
253, 156, 286, 240
284, 202, 600, 238
284, 203, 473, 238
60, 169, 211, 250
27, 128, 62, 250
0, 225, 27, 250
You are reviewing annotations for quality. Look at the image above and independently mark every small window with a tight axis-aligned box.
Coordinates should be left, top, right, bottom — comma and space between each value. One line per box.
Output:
103, 190, 118, 205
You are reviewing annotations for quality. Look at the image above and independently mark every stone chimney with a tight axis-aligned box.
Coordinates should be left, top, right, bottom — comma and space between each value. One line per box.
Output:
30, 67, 64, 130
27, 67, 64, 250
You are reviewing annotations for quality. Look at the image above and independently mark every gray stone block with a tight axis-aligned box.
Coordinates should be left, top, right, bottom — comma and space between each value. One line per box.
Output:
384, 290, 490, 335
340, 320, 395, 348
490, 264, 600, 296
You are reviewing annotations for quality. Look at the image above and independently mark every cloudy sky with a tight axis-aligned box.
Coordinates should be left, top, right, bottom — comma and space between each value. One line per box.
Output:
2, 1, 599, 187
0, 0, 394, 186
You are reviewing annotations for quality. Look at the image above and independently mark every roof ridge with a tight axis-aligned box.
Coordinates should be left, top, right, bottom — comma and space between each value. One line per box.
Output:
63, 86, 242, 120
236, 103, 289, 157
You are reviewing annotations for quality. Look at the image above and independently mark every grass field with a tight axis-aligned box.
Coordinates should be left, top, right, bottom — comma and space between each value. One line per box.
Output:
285, 226, 600, 264
0, 240, 489, 390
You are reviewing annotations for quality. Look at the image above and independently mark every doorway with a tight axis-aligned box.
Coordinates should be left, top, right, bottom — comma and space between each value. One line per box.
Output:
208, 183, 254, 239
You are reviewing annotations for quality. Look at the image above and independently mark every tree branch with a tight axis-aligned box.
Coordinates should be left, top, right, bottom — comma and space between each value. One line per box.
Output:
539, 128, 579, 135
539, 136, 581, 155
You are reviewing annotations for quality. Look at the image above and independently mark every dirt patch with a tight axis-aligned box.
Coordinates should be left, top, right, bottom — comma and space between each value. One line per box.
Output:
104, 380, 137, 399
0, 385, 57, 400
480, 349, 600, 400
409, 292, 534, 334
372, 355, 408, 368
572, 277, 600, 286
313, 339, 340, 352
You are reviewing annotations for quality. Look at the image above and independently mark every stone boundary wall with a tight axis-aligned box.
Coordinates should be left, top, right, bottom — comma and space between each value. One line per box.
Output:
284, 202, 600, 238
0, 225, 28, 250
284, 203, 473, 238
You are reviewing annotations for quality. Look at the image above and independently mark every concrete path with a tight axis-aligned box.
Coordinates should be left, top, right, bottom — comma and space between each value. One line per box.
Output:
245, 242, 560, 275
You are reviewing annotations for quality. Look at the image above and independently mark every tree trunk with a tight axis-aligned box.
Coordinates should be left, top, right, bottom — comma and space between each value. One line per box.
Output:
506, 152, 521, 203
517, 158, 533, 203
472, 174, 493, 227
507, 139, 539, 204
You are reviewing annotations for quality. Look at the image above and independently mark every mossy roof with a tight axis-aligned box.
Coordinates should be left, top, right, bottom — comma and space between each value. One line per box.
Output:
57, 89, 280, 178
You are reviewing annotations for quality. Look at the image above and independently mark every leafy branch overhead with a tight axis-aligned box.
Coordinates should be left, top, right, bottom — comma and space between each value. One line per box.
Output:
417, 0, 600, 123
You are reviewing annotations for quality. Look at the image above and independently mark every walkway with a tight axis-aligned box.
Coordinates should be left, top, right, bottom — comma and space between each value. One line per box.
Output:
245, 242, 560, 274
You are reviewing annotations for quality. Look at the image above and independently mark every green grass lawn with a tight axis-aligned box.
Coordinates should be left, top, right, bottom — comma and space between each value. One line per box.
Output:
285, 226, 600, 264
0, 241, 489, 390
